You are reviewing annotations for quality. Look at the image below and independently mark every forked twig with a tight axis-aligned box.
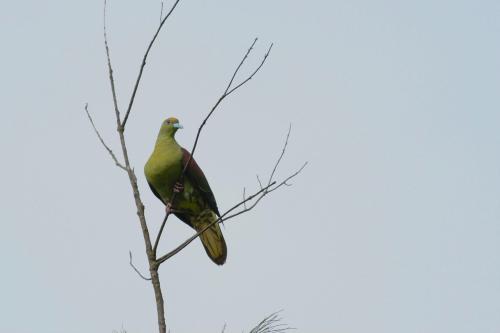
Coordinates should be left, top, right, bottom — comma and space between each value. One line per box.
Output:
122, 0, 182, 127
243, 187, 247, 209
183, 39, 273, 173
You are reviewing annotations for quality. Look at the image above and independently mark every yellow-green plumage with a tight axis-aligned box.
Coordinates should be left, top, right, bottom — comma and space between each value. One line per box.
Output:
144, 117, 227, 265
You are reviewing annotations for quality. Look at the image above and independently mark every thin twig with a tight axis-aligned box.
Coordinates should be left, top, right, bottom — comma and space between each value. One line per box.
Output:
257, 175, 263, 190
222, 163, 307, 222
103, 0, 122, 128
129, 251, 152, 281
243, 187, 247, 209
180, 39, 273, 175
102, 1, 167, 331
121, 0, 182, 128
84, 103, 127, 171
156, 182, 277, 264
230, 163, 307, 212
160, 1, 164, 24
152, 38, 273, 256
224, 38, 258, 95
153, 213, 168, 255
226, 43, 273, 97
268, 124, 291, 186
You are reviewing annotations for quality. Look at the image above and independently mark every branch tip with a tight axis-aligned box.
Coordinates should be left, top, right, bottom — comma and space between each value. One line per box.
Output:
129, 251, 152, 281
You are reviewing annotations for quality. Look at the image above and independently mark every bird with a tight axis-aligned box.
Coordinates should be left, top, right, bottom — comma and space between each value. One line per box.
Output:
144, 117, 227, 265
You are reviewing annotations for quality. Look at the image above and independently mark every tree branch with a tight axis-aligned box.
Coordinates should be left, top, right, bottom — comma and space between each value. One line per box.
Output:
183, 39, 273, 176
129, 251, 152, 281
153, 213, 168, 255
226, 42, 273, 97
268, 124, 291, 186
84, 103, 127, 171
156, 128, 307, 265
224, 38, 258, 95
152, 38, 273, 255
103, 0, 122, 128
102, 1, 169, 331
92, 4, 294, 333
121, 0, 182, 128
156, 181, 276, 264
160, 1, 164, 24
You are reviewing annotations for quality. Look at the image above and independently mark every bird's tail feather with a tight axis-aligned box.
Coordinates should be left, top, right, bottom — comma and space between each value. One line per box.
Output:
192, 210, 227, 265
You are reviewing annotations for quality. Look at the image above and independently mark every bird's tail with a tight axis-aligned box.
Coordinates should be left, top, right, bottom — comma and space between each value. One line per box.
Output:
191, 209, 227, 265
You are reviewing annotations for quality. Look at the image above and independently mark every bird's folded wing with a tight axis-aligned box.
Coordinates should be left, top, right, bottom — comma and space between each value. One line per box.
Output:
181, 148, 220, 216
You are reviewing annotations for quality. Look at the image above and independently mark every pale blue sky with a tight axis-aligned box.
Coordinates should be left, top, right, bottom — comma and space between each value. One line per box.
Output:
1, 0, 500, 332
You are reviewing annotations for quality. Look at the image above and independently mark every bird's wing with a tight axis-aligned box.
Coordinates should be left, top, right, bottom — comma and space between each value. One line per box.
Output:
181, 148, 220, 217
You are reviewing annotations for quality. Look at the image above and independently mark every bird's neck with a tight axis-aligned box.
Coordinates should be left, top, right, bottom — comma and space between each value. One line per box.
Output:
155, 134, 178, 149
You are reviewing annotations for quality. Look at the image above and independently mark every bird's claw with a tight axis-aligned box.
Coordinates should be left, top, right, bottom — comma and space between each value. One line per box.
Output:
173, 182, 184, 193
165, 202, 173, 215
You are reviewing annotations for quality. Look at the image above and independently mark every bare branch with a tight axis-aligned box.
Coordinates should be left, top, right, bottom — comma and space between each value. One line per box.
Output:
152, 38, 273, 255
222, 163, 307, 222
160, 1, 164, 24
129, 251, 152, 281
226, 42, 273, 97
256, 174, 264, 190
268, 124, 291, 186
84, 104, 127, 171
153, 213, 168, 255
103, 0, 122, 128
243, 187, 247, 209
182, 39, 273, 176
224, 38, 258, 95
121, 0, 182, 128
156, 181, 277, 264
102, 2, 168, 329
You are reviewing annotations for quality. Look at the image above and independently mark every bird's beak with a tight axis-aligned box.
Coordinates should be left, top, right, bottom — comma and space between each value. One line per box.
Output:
173, 123, 183, 129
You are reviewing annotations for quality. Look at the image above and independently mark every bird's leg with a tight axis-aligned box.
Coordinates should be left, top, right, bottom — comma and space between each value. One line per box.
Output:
173, 181, 184, 193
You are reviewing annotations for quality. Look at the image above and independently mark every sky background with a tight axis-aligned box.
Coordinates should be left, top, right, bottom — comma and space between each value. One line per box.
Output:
1, 0, 500, 332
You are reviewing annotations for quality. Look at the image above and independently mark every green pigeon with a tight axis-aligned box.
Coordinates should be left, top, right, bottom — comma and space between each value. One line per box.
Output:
144, 117, 227, 265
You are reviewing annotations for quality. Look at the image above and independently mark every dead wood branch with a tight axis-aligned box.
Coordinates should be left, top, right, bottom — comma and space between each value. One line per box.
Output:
153, 38, 273, 255
129, 251, 152, 281
121, 0, 182, 128
84, 103, 127, 171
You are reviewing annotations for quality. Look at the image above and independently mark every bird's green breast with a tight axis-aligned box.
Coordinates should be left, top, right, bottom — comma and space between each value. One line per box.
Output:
144, 138, 183, 202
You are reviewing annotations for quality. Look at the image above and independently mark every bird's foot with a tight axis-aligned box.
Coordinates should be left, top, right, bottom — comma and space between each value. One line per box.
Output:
165, 202, 174, 215
173, 182, 184, 193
